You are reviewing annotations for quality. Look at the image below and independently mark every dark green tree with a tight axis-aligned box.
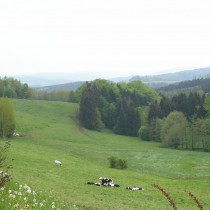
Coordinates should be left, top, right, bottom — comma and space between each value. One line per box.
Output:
79, 82, 104, 131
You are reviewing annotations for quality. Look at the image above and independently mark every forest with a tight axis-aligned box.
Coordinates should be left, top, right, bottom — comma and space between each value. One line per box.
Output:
1, 76, 210, 152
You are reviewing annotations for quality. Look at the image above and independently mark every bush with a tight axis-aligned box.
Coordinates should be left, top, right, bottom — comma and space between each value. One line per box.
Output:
0, 141, 12, 188
108, 156, 128, 169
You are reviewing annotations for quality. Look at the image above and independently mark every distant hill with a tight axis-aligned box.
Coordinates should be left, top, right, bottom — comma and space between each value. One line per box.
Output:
129, 67, 210, 89
158, 77, 210, 93
35, 81, 85, 92
13, 67, 210, 92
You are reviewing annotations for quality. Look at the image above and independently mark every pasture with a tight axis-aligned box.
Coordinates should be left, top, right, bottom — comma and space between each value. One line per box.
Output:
1, 99, 210, 209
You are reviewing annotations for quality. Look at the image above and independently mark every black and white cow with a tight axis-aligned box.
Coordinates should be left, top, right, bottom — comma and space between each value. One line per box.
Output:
126, 186, 144, 191
99, 177, 113, 186
87, 177, 120, 187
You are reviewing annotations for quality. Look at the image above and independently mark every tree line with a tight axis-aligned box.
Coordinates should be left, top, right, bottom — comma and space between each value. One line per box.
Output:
79, 79, 159, 136
1, 76, 210, 152
79, 79, 210, 152
0, 77, 33, 99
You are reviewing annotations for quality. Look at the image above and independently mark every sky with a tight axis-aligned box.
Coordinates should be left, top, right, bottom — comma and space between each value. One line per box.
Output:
1, 0, 210, 80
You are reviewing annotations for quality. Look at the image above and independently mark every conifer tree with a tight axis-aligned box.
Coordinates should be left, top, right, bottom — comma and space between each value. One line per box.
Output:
79, 83, 104, 130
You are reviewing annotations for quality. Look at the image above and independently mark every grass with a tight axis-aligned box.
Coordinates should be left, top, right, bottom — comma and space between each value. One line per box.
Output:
0, 98, 209, 209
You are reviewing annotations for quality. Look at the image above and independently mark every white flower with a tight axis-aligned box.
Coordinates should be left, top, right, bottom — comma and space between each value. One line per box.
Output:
52, 204, 56, 209
8, 190, 12, 193
1, 187, 4, 191
40, 202, 44, 207
9, 194, 13, 198
13, 203, 19, 208
27, 189, 31, 193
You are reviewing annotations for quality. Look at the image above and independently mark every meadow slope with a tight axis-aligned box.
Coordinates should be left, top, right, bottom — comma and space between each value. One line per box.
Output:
3, 99, 210, 209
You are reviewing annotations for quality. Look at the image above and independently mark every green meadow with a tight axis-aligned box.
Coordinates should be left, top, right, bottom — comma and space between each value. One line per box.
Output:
2, 99, 210, 209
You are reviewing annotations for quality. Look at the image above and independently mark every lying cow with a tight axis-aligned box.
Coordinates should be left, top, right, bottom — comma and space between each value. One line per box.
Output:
99, 177, 113, 186
87, 181, 120, 187
126, 186, 144, 191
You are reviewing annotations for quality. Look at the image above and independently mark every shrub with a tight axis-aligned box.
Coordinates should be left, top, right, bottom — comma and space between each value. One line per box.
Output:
0, 141, 12, 188
108, 156, 128, 169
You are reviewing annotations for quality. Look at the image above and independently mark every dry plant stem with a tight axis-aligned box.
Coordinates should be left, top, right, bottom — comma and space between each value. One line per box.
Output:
152, 184, 178, 210
188, 192, 204, 210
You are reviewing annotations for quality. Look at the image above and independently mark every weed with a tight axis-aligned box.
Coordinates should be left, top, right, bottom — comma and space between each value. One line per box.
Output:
188, 191, 204, 210
152, 184, 178, 210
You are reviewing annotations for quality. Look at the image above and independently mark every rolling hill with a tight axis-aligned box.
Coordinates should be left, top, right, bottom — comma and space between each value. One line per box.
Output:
2, 99, 209, 209
28, 67, 210, 92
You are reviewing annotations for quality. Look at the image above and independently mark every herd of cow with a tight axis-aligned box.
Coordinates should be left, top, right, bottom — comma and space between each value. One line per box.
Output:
53, 161, 144, 191
87, 177, 144, 191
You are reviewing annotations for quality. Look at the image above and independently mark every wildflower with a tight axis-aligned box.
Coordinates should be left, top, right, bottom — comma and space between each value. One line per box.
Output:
40, 202, 44, 207
52, 204, 56, 209
27, 188, 31, 193
13, 203, 19, 208
8, 189, 12, 193
1, 187, 4, 191
9, 193, 14, 198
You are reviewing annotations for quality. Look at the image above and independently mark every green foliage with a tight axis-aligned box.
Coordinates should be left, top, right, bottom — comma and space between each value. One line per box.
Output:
138, 125, 149, 140
204, 93, 210, 117
161, 111, 188, 148
34, 89, 76, 102
108, 156, 128, 169
79, 80, 158, 136
0, 141, 11, 188
0, 77, 33, 99
127, 80, 160, 105
79, 82, 104, 130
0, 97, 15, 138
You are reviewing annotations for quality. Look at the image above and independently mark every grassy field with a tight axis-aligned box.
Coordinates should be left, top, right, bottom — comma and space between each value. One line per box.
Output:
1, 99, 210, 209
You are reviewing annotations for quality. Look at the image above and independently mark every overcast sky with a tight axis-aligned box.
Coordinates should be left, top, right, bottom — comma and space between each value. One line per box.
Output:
1, 0, 210, 79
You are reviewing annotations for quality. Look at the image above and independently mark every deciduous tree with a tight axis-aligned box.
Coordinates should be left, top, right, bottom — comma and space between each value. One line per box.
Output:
0, 97, 15, 138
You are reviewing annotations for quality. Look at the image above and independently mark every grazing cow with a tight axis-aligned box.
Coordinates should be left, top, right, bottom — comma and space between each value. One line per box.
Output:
54, 160, 62, 166
126, 186, 144, 191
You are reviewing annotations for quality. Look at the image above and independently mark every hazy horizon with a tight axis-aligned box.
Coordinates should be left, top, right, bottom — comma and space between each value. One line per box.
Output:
1, 0, 210, 79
